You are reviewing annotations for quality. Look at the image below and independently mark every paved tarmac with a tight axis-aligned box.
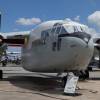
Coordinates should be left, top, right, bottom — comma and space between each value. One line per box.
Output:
0, 64, 100, 100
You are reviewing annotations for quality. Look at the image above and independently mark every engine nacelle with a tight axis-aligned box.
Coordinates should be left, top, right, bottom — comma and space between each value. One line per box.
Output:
93, 38, 100, 50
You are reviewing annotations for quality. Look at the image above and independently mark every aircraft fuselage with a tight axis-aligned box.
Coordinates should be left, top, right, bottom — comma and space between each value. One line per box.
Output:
22, 20, 94, 72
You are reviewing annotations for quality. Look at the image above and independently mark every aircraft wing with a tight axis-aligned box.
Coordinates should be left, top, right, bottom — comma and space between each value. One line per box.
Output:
0, 30, 42, 48
0, 31, 30, 46
3, 31, 30, 39
0, 14, 31, 46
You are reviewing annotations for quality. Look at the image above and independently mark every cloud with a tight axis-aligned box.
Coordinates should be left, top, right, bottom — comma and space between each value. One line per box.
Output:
88, 11, 100, 27
16, 17, 41, 26
74, 16, 80, 22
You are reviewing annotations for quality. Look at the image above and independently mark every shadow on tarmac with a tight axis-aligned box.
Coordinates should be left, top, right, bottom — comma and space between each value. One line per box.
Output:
4, 76, 64, 95
89, 77, 100, 80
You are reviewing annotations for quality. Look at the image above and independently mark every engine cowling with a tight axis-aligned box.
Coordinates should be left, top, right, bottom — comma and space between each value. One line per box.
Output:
94, 38, 100, 50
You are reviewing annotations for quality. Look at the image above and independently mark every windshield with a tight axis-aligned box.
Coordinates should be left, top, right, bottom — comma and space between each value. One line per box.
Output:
58, 25, 91, 44
64, 25, 90, 34
64, 25, 74, 33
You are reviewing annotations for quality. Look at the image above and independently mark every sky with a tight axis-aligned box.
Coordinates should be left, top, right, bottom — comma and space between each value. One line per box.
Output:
0, 0, 100, 52
0, 0, 100, 33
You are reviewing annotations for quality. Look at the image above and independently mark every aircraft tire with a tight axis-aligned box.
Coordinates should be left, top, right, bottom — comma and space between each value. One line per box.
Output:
79, 69, 89, 80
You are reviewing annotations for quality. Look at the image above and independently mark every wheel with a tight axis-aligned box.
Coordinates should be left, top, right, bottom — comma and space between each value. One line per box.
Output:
85, 69, 89, 79
0, 70, 3, 79
88, 67, 92, 71
79, 69, 89, 80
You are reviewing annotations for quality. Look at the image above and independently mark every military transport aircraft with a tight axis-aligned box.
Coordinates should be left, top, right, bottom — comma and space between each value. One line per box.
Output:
0, 19, 96, 85
22, 20, 94, 72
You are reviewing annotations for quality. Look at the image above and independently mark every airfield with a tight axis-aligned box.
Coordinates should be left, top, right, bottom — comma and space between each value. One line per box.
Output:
0, 64, 100, 100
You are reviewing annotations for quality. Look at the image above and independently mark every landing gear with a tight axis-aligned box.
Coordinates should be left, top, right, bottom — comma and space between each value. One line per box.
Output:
61, 70, 89, 95
79, 69, 89, 80
87, 67, 92, 71
62, 72, 79, 95
0, 70, 3, 80
62, 72, 80, 87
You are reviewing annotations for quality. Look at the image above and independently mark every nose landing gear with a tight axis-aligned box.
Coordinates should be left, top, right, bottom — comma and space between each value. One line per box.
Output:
62, 72, 79, 95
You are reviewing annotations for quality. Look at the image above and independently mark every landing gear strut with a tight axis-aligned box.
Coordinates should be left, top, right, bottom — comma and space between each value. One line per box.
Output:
0, 70, 3, 80
62, 72, 80, 87
62, 72, 79, 95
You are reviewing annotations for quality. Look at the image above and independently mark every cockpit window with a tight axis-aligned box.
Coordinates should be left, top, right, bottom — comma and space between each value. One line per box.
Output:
51, 28, 56, 34
51, 26, 67, 35
81, 27, 90, 33
59, 25, 91, 44
41, 29, 50, 44
80, 27, 84, 32
56, 27, 61, 34
73, 26, 78, 32
76, 26, 83, 32
60, 26, 67, 34
64, 25, 74, 33
64, 25, 90, 34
